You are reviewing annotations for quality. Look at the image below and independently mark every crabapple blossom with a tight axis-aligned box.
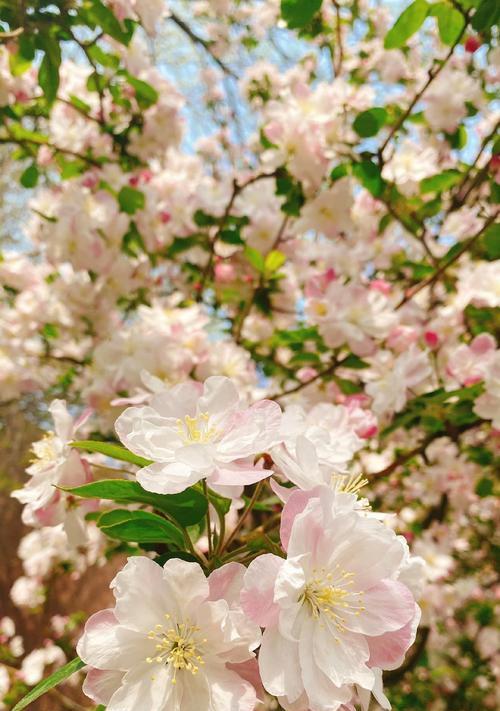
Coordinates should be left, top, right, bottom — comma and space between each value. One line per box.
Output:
115, 376, 282, 495
78, 556, 260, 711
241, 487, 421, 711
11, 400, 95, 544
306, 280, 398, 357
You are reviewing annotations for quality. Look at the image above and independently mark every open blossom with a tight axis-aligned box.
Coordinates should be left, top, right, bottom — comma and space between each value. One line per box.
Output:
241, 487, 421, 711
446, 333, 497, 385
474, 351, 500, 429
115, 376, 282, 495
365, 346, 432, 416
306, 281, 398, 356
272, 403, 363, 490
78, 556, 260, 711
11, 400, 94, 544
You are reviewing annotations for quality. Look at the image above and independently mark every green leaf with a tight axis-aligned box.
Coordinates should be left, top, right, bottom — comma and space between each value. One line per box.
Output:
420, 169, 461, 193
475, 477, 493, 497
193, 210, 218, 227
430, 2, 465, 45
275, 167, 305, 216
8, 124, 48, 144
98, 509, 185, 547
219, 228, 245, 245
265, 250, 286, 274
353, 108, 388, 138
9, 51, 32, 76
472, 0, 500, 31
445, 125, 467, 149
65, 479, 207, 526
352, 160, 386, 197
281, 0, 323, 29
483, 223, 500, 259
166, 235, 204, 257
87, 0, 135, 44
118, 186, 145, 214
244, 246, 265, 273
13, 658, 85, 711
87, 44, 120, 69
341, 354, 370, 369
125, 74, 159, 109
38, 51, 60, 105
20, 163, 39, 188
330, 163, 351, 181
71, 440, 152, 468
41, 323, 59, 340
384, 0, 430, 49
69, 95, 92, 113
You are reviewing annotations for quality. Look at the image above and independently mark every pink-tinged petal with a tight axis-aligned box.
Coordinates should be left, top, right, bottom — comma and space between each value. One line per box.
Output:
308, 616, 373, 690
269, 477, 294, 503
217, 400, 282, 460
367, 603, 421, 670
227, 658, 266, 703
161, 558, 210, 616
343, 580, 416, 636
176, 443, 215, 471
241, 554, 284, 628
196, 664, 257, 711
50, 399, 73, 442
259, 627, 303, 702
111, 556, 178, 631
210, 463, 271, 486
150, 380, 202, 418
82, 668, 124, 705
198, 376, 240, 418
209, 562, 246, 606
76, 609, 151, 670
106, 664, 173, 711
280, 488, 322, 551
136, 461, 202, 494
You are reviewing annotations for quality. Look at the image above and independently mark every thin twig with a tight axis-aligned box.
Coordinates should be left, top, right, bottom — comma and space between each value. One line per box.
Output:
169, 12, 236, 78
396, 210, 499, 308
379, 21, 469, 158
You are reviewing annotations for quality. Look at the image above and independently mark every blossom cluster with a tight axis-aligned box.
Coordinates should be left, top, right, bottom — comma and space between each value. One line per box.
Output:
1, 0, 498, 710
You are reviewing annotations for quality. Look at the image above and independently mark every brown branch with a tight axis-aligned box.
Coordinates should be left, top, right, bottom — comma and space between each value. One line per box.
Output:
396, 210, 499, 309
379, 20, 469, 158
0, 136, 103, 167
0, 27, 24, 40
332, 1, 344, 76
269, 358, 339, 401
169, 12, 237, 79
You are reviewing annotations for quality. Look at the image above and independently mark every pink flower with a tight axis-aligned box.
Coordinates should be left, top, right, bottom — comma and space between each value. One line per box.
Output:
241, 487, 420, 710
78, 557, 260, 711
11, 400, 94, 545
115, 376, 282, 495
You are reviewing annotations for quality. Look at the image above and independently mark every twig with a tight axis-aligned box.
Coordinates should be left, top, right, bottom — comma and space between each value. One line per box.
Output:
0, 27, 24, 40
222, 480, 265, 553
269, 358, 339, 401
169, 12, 236, 78
332, 1, 344, 76
379, 21, 469, 158
396, 210, 499, 308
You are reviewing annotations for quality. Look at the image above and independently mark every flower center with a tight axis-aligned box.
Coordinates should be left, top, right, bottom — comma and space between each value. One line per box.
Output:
176, 412, 218, 445
146, 616, 206, 684
30, 431, 59, 465
301, 566, 365, 635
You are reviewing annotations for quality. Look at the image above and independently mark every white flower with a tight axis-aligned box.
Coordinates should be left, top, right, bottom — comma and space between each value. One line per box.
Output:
474, 351, 500, 429
11, 400, 92, 545
10, 577, 45, 609
115, 376, 282, 495
306, 281, 397, 357
20, 644, 66, 686
78, 557, 260, 711
365, 346, 432, 416
272, 403, 363, 489
241, 488, 420, 711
